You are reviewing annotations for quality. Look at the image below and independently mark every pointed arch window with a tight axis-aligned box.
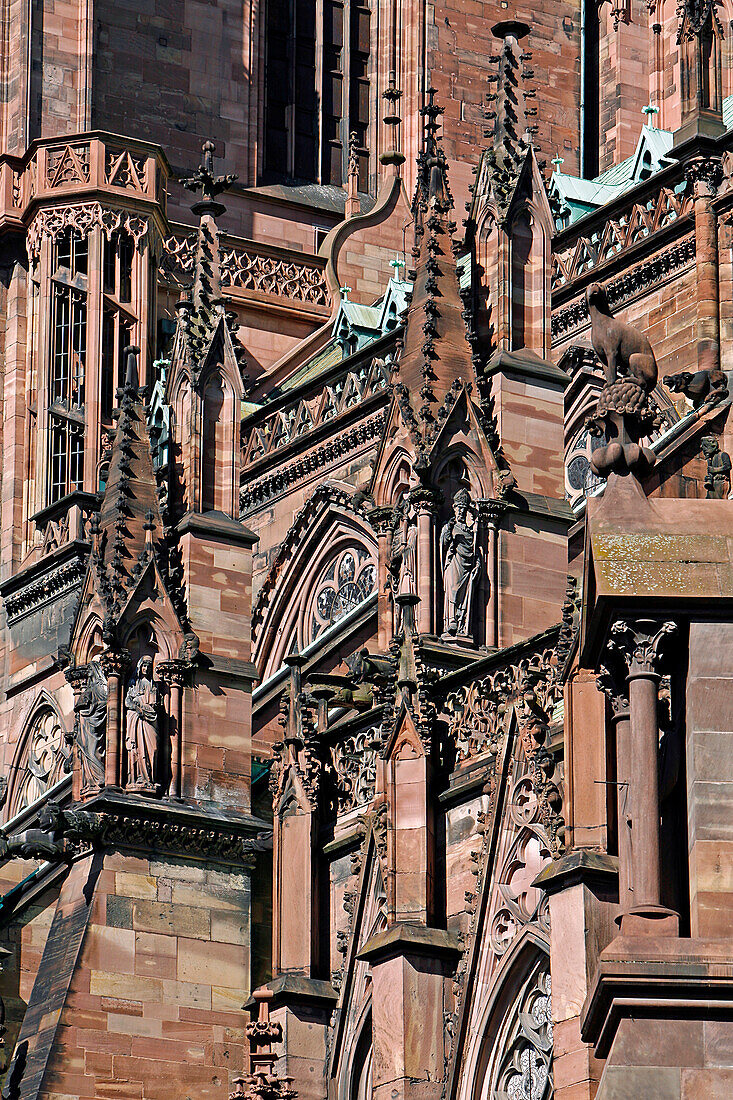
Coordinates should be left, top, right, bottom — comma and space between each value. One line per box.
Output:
48, 230, 87, 503
482, 957, 553, 1100
309, 545, 376, 642
13, 707, 70, 814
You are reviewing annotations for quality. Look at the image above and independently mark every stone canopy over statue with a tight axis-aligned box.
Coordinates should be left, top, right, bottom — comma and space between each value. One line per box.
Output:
440, 487, 481, 640
125, 656, 160, 793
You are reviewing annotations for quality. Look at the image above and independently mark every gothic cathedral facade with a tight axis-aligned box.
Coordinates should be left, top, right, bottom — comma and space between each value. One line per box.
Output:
0, 1, 732, 1098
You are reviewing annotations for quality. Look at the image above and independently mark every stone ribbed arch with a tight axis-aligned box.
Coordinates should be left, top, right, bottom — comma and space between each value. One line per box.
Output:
252, 485, 377, 678
459, 930, 552, 1100
6, 692, 70, 820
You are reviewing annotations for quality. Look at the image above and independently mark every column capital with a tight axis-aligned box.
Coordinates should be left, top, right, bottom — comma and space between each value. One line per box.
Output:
367, 505, 394, 533
99, 649, 131, 678
606, 618, 677, 681
685, 155, 724, 199
410, 487, 440, 514
156, 659, 187, 687
596, 663, 630, 718
479, 498, 508, 528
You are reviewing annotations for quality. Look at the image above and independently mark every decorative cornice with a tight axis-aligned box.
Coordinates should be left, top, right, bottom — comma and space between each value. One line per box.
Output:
43, 795, 271, 866
552, 237, 695, 342
240, 409, 386, 513
3, 551, 88, 625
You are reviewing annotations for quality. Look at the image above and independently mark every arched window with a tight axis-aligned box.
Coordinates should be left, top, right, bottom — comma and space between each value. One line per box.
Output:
48, 230, 87, 503
475, 954, 553, 1100
11, 706, 70, 815
308, 545, 376, 642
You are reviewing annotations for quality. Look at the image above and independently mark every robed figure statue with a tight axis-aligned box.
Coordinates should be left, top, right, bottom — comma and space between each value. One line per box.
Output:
440, 487, 481, 639
389, 498, 418, 631
76, 661, 108, 794
125, 656, 159, 792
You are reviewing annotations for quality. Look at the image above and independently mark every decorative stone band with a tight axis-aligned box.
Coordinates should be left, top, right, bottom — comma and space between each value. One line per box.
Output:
27, 202, 156, 264
242, 357, 389, 471
552, 182, 692, 291
3, 554, 87, 625
552, 236, 696, 342
45, 802, 271, 867
240, 409, 387, 513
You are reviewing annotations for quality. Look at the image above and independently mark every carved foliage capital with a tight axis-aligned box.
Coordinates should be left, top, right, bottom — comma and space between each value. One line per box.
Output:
606, 618, 677, 680
685, 156, 724, 199
156, 659, 187, 687
99, 649, 132, 679
596, 664, 629, 716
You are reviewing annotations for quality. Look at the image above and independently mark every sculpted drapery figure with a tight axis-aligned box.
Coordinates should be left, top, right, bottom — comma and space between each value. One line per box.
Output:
441, 488, 481, 638
389, 498, 418, 631
75, 661, 108, 794
125, 656, 159, 792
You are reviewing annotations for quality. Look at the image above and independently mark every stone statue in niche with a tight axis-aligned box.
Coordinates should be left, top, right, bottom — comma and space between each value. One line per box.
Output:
440, 487, 481, 639
701, 435, 732, 499
389, 498, 418, 630
75, 662, 108, 795
125, 656, 160, 793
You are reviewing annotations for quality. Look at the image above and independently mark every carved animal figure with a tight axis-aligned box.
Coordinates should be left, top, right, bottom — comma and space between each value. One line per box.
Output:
586, 282, 658, 393
664, 368, 728, 410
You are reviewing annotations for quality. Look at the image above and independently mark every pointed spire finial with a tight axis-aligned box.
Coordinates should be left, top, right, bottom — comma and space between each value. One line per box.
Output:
346, 132, 361, 218
123, 345, 141, 393
181, 141, 238, 217
380, 75, 406, 171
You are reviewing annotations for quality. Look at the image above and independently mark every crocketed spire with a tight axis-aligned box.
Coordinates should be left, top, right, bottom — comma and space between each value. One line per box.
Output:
91, 347, 166, 634
392, 91, 484, 455
483, 21, 538, 219
176, 141, 247, 388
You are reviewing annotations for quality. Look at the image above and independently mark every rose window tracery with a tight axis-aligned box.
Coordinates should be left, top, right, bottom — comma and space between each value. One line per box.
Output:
16, 708, 69, 812
310, 547, 377, 642
564, 426, 606, 510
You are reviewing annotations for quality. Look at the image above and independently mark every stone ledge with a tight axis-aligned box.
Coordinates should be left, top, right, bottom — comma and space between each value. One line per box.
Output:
177, 509, 258, 547
533, 848, 619, 895
581, 936, 733, 1058
245, 976, 339, 1012
358, 923, 463, 965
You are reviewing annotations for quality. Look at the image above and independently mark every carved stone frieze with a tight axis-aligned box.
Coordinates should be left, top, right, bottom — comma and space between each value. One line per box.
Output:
162, 232, 328, 305
3, 555, 87, 625
240, 410, 387, 513
552, 237, 696, 342
13, 802, 270, 866
27, 203, 154, 264
330, 726, 379, 813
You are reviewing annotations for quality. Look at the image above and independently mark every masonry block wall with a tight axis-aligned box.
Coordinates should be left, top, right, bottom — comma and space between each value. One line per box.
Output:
11, 851, 251, 1100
